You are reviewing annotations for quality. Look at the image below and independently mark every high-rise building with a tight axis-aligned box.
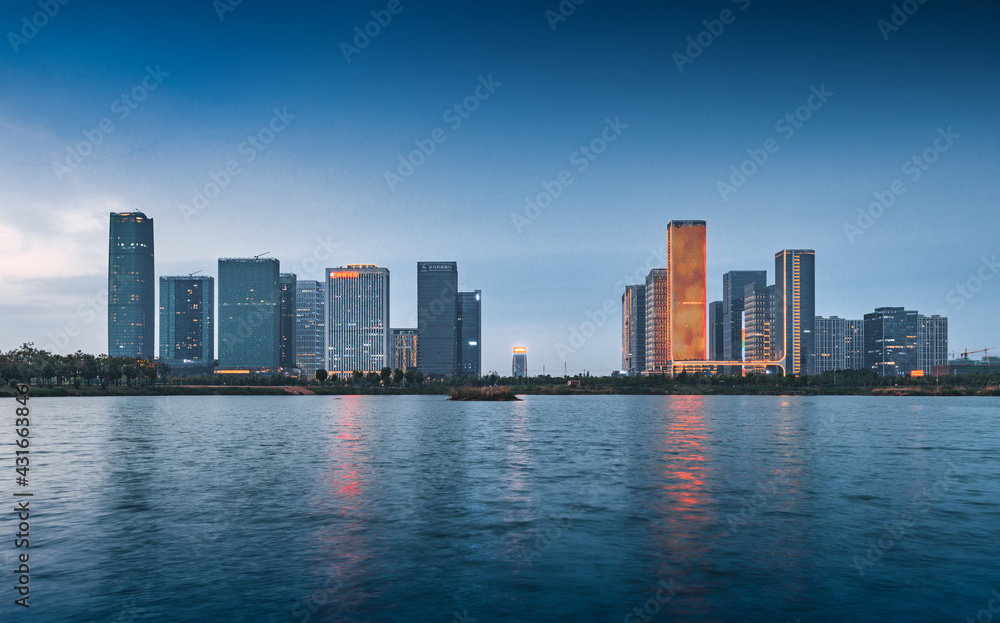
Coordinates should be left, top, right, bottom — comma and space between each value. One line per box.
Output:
326, 265, 390, 375
722, 271, 766, 362
108, 211, 155, 359
864, 307, 919, 376
218, 258, 281, 370
279, 273, 297, 369
457, 290, 482, 377
814, 316, 864, 374
391, 328, 418, 372
918, 314, 948, 375
645, 220, 707, 373
295, 280, 325, 378
774, 249, 816, 376
709, 300, 724, 362
743, 282, 773, 367
623, 285, 646, 375
417, 262, 459, 377
512, 346, 527, 377
158, 275, 214, 373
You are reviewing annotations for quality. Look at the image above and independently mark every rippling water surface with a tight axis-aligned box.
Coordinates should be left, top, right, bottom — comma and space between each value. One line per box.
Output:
10, 395, 1000, 622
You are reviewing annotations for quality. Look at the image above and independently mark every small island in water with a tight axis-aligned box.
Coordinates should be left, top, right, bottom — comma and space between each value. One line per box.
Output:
449, 386, 521, 401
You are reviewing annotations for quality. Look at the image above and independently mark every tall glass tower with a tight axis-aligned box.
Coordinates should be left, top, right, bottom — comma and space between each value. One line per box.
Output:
774, 249, 816, 376
295, 280, 325, 378
417, 261, 458, 377
108, 211, 155, 359
326, 265, 390, 374
159, 275, 214, 367
279, 273, 297, 368
218, 258, 281, 369
457, 290, 482, 377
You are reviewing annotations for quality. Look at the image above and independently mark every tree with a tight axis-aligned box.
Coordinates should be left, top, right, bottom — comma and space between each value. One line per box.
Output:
365, 371, 380, 385
393, 368, 404, 384
414, 370, 424, 384
404, 370, 415, 384
380, 367, 392, 386
122, 361, 138, 387
316, 369, 328, 383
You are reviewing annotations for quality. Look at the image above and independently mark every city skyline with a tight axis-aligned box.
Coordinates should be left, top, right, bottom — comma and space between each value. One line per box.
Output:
2, 1, 998, 375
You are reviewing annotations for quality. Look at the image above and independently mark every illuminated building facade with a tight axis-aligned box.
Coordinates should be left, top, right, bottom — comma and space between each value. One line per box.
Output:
722, 270, 766, 363
295, 280, 325, 378
709, 300, 724, 362
814, 316, 864, 373
158, 275, 214, 373
743, 282, 773, 367
417, 261, 459, 377
512, 346, 527, 377
279, 273, 297, 369
326, 265, 390, 374
668, 221, 708, 363
391, 329, 418, 372
917, 315, 948, 375
644, 269, 670, 371
108, 211, 155, 358
864, 307, 918, 376
457, 290, 482, 376
774, 249, 815, 375
623, 285, 645, 375
218, 258, 281, 370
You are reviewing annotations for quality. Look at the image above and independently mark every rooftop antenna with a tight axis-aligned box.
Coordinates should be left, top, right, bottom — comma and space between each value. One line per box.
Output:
254, 251, 270, 259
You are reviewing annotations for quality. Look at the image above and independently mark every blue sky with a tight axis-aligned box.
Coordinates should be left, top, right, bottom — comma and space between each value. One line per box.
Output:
0, 0, 997, 374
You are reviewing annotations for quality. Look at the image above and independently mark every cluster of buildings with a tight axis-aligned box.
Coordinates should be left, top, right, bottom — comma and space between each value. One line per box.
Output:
622, 220, 949, 377
109, 212, 482, 378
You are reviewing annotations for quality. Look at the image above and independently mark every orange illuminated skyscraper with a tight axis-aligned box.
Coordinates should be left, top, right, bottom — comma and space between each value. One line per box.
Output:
645, 220, 707, 372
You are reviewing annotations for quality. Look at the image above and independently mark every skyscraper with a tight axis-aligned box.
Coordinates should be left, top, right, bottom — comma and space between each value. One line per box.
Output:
159, 275, 214, 372
295, 280, 325, 378
457, 290, 482, 377
623, 285, 646, 375
814, 316, 864, 373
864, 307, 918, 376
417, 262, 458, 377
326, 265, 390, 375
918, 314, 948, 375
722, 270, 766, 362
218, 257, 281, 370
709, 300, 724, 362
645, 220, 707, 373
512, 347, 527, 377
108, 211, 155, 358
391, 328, 418, 372
743, 282, 774, 368
774, 249, 815, 376
279, 273, 297, 369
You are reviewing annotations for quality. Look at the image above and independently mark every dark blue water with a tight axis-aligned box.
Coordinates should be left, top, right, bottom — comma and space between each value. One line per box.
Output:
6, 395, 1000, 622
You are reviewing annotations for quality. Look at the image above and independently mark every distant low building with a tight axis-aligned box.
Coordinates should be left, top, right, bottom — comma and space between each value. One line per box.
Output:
391, 328, 418, 372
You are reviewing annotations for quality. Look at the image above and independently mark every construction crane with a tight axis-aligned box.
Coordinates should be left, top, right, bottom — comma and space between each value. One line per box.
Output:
188, 270, 202, 277
949, 347, 996, 361
254, 251, 270, 259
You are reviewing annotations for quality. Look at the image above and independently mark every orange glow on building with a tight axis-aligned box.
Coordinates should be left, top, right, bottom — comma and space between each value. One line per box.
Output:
513, 346, 527, 353
668, 220, 707, 362
329, 271, 360, 279
910, 369, 925, 377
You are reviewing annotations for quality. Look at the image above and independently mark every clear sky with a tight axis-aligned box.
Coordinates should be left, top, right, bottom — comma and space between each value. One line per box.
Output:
1, 0, 997, 375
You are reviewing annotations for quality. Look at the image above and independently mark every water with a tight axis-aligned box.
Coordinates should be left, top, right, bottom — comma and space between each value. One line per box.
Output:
7, 395, 1000, 622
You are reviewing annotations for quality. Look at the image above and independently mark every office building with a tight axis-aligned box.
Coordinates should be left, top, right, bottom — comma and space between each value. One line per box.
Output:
774, 249, 816, 375
743, 282, 774, 367
864, 307, 919, 376
645, 220, 707, 372
279, 273, 297, 369
918, 314, 948, 375
513, 346, 527, 377
158, 275, 214, 374
623, 285, 646, 375
218, 258, 281, 370
709, 300, 724, 362
295, 280, 325, 378
391, 328, 418, 372
326, 265, 390, 375
108, 211, 155, 359
722, 270, 766, 362
417, 262, 459, 377
814, 316, 864, 374
457, 290, 482, 376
